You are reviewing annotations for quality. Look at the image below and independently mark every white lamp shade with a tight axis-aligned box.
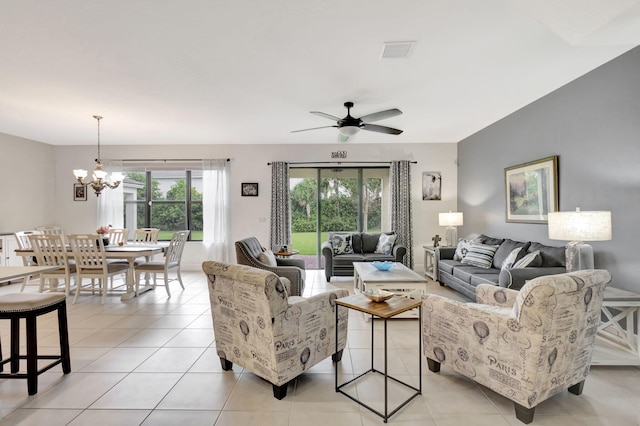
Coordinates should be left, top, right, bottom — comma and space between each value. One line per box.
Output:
439, 212, 464, 227
93, 169, 108, 180
73, 169, 88, 179
548, 209, 611, 241
110, 172, 124, 183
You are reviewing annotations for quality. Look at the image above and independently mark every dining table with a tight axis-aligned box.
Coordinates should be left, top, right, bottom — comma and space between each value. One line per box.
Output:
15, 243, 167, 301
0, 265, 61, 283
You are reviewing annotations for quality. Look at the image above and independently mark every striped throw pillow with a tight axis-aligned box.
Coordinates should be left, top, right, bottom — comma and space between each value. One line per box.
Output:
460, 242, 500, 269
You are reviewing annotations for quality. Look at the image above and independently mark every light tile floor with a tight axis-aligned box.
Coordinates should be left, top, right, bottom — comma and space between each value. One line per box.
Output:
0, 270, 639, 425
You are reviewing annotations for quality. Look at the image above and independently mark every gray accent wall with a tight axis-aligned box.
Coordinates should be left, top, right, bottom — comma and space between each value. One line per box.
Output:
458, 46, 640, 292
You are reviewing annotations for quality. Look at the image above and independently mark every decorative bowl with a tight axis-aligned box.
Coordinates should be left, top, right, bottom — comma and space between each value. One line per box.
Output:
363, 289, 394, 302
372, 261, 394, 271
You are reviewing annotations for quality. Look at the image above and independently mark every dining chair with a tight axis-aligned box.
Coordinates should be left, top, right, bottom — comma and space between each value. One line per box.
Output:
68, 234, 129, 304
134, 230, 189, 297
107, 228, 129, 245
14, 230, 43, 291
35, 225, 65, 236
133, 228, 160, 244
28, 234, 76, 296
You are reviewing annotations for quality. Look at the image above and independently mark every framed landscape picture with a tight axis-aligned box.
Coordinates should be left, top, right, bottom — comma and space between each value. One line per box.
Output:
505, 156, 558, 223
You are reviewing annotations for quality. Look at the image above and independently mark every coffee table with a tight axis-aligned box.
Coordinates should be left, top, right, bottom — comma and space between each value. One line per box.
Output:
353, 262, 428, 319
335, 293, 422, 423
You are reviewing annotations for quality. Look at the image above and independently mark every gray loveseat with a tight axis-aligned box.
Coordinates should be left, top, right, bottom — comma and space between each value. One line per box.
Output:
321, 232, 407, 282
437, 234, 569, 300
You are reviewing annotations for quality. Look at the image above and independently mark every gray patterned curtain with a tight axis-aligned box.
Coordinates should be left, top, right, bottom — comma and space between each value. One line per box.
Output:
390, 160, 413, 268
270, 162, 291, 250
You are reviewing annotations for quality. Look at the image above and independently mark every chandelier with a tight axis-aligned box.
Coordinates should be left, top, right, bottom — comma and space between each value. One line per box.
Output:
73, 115, 123, 196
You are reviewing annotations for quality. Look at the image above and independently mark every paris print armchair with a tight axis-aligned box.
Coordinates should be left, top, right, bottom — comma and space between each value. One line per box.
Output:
202, 260, 349, 399
422, 269, 611, 424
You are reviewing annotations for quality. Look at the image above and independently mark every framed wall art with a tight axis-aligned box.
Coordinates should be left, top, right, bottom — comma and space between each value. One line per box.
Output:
74, 183, 87, 201
422, 171, 441, 200
241, 182, 259, 197
505, 155, 558, 223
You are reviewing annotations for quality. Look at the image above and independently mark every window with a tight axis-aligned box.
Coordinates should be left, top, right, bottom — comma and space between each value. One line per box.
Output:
123, 170, 203, 241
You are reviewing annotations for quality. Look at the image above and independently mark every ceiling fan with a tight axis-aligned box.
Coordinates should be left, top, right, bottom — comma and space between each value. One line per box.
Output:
292, 101, 403, 142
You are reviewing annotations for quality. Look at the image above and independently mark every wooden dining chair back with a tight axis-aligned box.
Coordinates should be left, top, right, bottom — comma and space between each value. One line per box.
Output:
68, 234, 128, 304
35, 226, 65, 236
14, 230, 44, 291
107, 228, 129, 245
28, 234, 76, 296
133, 228, 160, 244
134, 230, 189, 297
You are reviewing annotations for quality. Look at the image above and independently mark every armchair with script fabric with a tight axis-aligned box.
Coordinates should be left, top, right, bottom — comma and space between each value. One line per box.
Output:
202, 261, 348, 399
422, 269, 611, 424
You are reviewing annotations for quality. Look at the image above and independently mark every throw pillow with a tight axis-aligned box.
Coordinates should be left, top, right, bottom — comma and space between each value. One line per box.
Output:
460, 242, 500, 269
375, 233, 397, 255
257, 250, 277, 266
330, 233, 353, 255
454, 238, 474, 261
500, 247, 522, 270
512, 250, 540, 268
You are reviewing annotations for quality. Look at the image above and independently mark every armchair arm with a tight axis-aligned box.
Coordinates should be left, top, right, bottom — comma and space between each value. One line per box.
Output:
321, 241, 334, 281
277, 257, 305, 270
475, 284, 519, 308
498, 267, 566, 290
435, 247, 456, 261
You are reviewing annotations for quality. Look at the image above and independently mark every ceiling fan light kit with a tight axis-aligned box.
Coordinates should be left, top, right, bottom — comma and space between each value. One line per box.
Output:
292, 101, 403, 142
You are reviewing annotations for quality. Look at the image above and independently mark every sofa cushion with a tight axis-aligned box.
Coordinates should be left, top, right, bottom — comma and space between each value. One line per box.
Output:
437, 259, 461, 275
453, 265, 494, 284
470, 272, 500, 287
500, 247, 522, 270
361, 233, 381, 253
375, 233, 397, 254
492, 238, 531, 269
454, 238, 474, 261
329, 232, 354, 255
477, 234, 505, 246
528, 242, 565, 267
351, 233, 363, 254
362, 253, 396, 262
461, 242, 500, 269
257, 250, 277, 266
513, 250, 540, 268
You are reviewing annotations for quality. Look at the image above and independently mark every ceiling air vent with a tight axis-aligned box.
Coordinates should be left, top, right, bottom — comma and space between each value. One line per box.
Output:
380, 41, 416, 59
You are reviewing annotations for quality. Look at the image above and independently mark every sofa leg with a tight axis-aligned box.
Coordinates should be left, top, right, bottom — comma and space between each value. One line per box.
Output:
568, 380, 585, 395
219, 357, 233, 371
514, 402, 535, 424
272, 382, 289, 399
427, 358, 441, 373
332, 349, 343, 362
437, 280, 445, 287
326, 276, 331, 282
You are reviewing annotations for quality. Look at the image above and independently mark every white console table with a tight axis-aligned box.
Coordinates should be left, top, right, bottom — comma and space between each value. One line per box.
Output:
592, 287, 640, 366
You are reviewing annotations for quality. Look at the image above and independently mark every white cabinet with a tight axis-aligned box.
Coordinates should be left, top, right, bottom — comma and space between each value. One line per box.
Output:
0, 235, 22, 267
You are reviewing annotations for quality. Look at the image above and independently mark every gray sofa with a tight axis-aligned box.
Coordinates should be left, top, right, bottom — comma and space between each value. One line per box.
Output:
436, 234, 568, 300
321, 232, 406, 282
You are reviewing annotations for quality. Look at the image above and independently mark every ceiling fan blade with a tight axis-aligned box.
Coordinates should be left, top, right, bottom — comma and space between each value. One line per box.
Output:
291, 125, 338, 133
362, 123, 403, 135
358, 108, 402, 123
310, 111, 342, 121
338, 133, 350, 143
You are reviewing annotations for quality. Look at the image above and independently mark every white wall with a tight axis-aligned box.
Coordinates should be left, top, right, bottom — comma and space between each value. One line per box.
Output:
0, 133, 56, 231
10, 141, 457, 272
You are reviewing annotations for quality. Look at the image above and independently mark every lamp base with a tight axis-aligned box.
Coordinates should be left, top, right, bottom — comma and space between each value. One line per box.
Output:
565, 241, 595, 272
444, 227, 458, 247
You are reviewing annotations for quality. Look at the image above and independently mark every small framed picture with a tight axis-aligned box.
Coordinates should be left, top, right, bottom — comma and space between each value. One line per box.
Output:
242, 182, 259, 197
74, 183, 87, 201
422, 171, 442, 200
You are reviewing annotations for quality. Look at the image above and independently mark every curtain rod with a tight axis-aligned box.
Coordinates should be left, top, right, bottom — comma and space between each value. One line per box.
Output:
122, 158, 230, 162
267, 161, 417, 165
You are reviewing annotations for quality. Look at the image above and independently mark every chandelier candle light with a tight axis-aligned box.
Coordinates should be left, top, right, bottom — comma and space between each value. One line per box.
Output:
73, 115, 123, 196
548, 207, 612, 272
439, 211, 464, 247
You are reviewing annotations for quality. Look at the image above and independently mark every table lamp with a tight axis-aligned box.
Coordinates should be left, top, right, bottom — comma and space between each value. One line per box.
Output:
548, 208, 611, 271
438, 211, 464, 247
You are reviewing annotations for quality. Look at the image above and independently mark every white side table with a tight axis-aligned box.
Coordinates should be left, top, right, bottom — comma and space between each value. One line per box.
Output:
592, 287, 640, 366
422, 246, 437, 279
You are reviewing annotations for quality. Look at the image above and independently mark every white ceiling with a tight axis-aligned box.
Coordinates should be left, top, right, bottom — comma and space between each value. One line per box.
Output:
1, 0, 640, 146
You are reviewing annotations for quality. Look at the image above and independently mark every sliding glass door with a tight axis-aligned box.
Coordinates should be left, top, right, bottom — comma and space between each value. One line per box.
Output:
290, 167, 389, 269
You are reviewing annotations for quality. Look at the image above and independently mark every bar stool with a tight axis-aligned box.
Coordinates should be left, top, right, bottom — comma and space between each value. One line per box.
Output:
0, 293, 71, 395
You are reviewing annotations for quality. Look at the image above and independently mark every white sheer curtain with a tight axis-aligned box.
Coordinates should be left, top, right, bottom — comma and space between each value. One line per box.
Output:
203, 159, 229, 261
97, 160, 124, 230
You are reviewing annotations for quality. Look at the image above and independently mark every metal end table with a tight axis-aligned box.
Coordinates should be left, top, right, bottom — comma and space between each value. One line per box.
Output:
335, 293, 422, 423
